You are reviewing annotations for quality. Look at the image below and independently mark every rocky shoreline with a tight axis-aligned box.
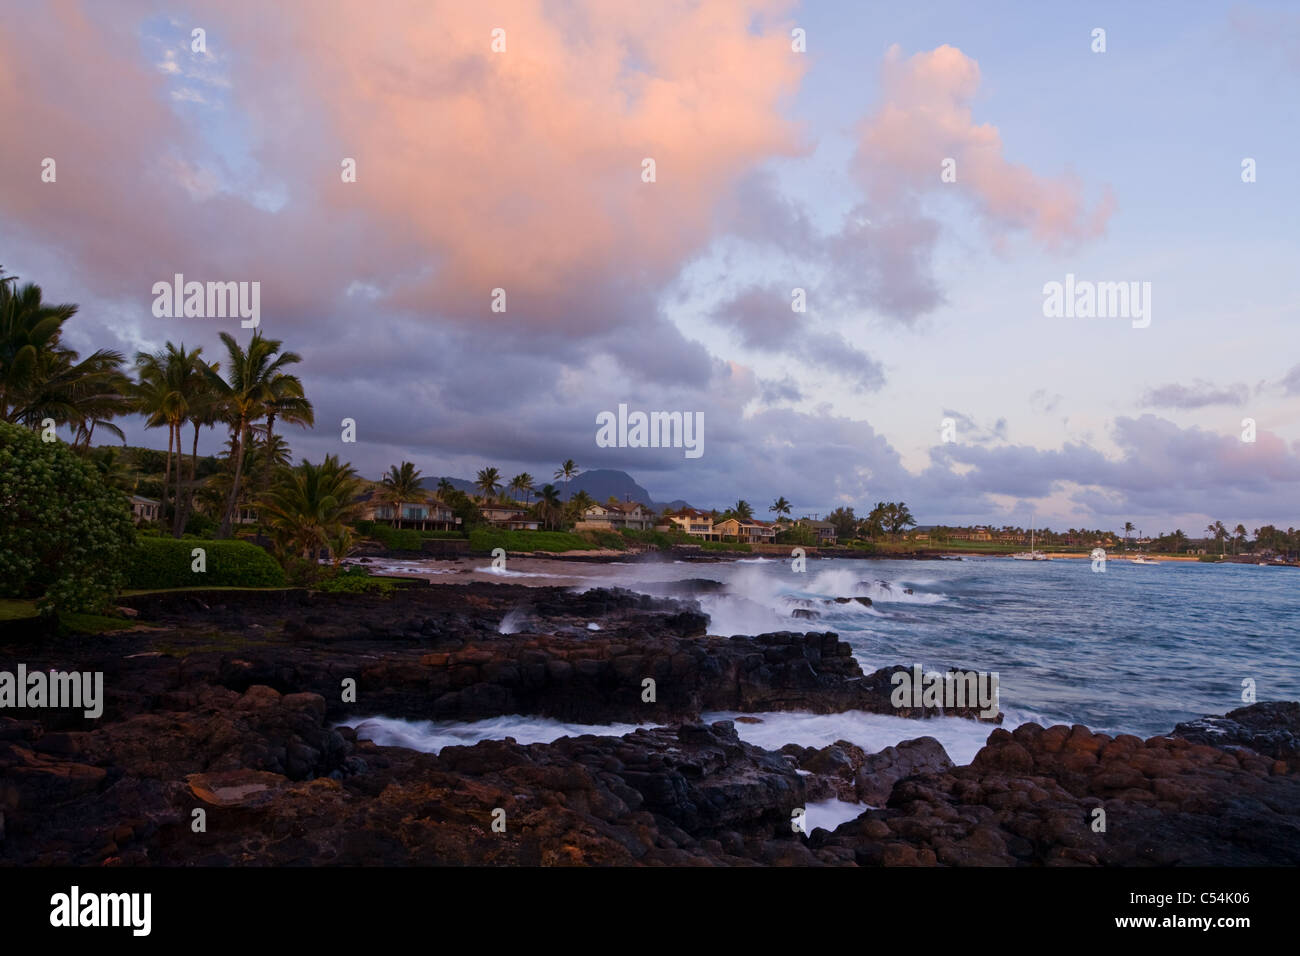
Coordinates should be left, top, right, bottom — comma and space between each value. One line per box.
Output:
2, 583, 1297, 866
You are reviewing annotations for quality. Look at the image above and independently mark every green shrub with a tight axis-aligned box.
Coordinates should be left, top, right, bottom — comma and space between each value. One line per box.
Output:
584, 530, 629, 550
183, 510, 218, 537
354, 521, 466, 550
469, 528, 594, 552
700, 540, 751, 552
314, 567, 398, 594
124, 537, 285, 589
618, 528, 681, 549
0, 422, 136, 613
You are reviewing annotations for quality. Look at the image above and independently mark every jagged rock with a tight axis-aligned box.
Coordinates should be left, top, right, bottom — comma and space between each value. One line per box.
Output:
1173, 701, 1300, 769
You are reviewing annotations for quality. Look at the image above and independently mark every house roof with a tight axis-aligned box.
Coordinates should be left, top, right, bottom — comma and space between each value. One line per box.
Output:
480, 503, 529, 515
588, 501, 650, 515
668, 507, 713, 519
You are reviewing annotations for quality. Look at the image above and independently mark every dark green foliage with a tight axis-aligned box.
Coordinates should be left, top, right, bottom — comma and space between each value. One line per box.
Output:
124, 537, 285, 589
0, 421, 135, 613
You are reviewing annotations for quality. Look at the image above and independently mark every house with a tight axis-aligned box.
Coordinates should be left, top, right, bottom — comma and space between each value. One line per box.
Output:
574, 500, 656, 532
798, 519, 837, 545
714, 517, 778, 544
663, 508, 718, 540
129, 495, 160, 524
478, 502, 540, 531
359, 491, 460, 531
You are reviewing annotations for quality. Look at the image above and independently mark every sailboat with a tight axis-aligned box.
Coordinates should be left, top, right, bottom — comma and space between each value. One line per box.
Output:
1012, 520, 1051, 560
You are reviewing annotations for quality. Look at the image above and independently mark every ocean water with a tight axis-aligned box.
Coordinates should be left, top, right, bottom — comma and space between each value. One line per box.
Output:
344, 556, 1300, 762
669, 556, 1300, 738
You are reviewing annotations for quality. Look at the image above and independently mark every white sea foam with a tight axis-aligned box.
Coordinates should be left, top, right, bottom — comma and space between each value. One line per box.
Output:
477, 565, 549, 578
338, 706, 1031, 768
702, 709, 1014, 766
498, 608, 530, 634
341, 714, 650, 754
804, 798, 871, 833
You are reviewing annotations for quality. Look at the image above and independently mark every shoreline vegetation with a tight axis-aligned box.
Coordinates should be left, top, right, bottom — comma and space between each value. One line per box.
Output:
2, 264, 1296, 624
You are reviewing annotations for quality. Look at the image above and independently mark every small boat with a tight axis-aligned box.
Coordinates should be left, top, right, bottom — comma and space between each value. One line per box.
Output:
1130, 556, 1158, 565
1011, 522, 1051, 560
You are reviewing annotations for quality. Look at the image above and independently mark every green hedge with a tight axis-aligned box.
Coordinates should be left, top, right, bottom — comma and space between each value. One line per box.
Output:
124, 538, 285, 589
700, 540, 751, 552
314, 567, 399, 594
355, 521, 467, 550
619, 528, 683, 549
469, 529, 598, 552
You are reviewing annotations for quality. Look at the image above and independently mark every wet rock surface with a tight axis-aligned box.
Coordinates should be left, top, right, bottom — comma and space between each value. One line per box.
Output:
2, 584, 1297, 865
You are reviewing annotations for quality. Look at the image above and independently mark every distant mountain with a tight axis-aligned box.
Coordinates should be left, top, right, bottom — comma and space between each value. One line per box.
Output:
420, 469, 692, 512
420, 475, 478, 496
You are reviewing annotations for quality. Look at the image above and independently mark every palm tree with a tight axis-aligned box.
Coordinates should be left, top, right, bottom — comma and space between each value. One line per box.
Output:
34, 347, 130, 449
475, 466, 502, 503
554, 459, 579, 501
326, 526, 356, 570
886, 501, 917, 536
732, 499, 754, 520
134, 344, 213, 535
566, 489, 595, 524
203, 331, 305, 537
260, 379, 314, 493
536, 483, 563, 530
509, 472, 534, 506
259, 455, 364, 575
1233, 524, 1247, 555
1123, 521, 1135, 551
0, 269, 76, 422
436, 477, 455, 500
380, 461, 425, 528
770, 496, 791, 521
181, 361, 222, 530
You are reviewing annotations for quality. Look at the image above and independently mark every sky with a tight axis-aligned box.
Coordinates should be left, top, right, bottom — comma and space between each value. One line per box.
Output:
2, 0, 1298, 534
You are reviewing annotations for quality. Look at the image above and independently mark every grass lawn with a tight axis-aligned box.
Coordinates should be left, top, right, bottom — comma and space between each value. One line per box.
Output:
0, 598, 40, 621
0, 598, 137, 634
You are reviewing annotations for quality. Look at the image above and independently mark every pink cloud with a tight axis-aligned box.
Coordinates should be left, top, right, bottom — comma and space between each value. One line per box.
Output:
857, 44, 1114, 247
0, 0, 806, 337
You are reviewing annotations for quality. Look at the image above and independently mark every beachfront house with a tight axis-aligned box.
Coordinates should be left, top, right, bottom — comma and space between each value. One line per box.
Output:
663, 508, 719, 540
478, 502, 540, 531
359, 491, 461, 531
714, 517, 778, 544
574, 500, 656, 532
798, 519, 837, 545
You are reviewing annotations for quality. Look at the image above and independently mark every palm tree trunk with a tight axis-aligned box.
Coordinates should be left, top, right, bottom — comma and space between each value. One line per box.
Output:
164, 424, 174, 526
186, 420, 201, 529
221, 419, 248, 538
262, 412, 277, 492
172, 421, 186, 537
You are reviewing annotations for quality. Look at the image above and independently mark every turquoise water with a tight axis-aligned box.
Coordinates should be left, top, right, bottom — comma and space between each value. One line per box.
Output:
687, 556, 1300, 737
